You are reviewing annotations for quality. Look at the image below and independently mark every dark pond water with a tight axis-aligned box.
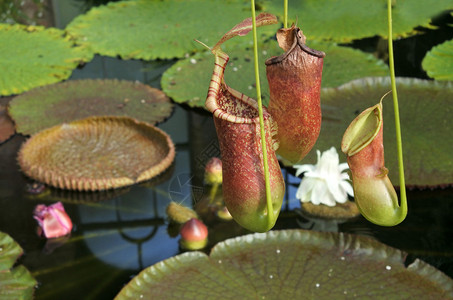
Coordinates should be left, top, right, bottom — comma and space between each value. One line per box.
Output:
1, 2, 453, 299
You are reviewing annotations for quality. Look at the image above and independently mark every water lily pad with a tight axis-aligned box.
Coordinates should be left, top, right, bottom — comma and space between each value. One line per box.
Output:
0, 232, 22, 271
0, 23, 92, 96
0, 104, 15, 144
263, 0, 453, 42
8, 79, 173, 136
0, 232, 37, 299
65, 0, 279, 60
18, 116, 175, 191
161, 41, 388, 107
308, 77, 452, 188
422, 38, 453, 80
115, 229, 453, 299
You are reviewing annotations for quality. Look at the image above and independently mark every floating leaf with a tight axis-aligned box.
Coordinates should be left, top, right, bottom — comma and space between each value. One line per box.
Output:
161, 41, 388, 107
0, 24, 92, 96
422, 38, 453, 80
8, 79, 173, 136
0, 104, 15, 144
307, 77, 452, 188
115, 229, 453, 299
0, 232, 37, 299
66, 0, 279, 60
263, 0, 453, 42
0, 232, 22, 271
18, 116, 176, 191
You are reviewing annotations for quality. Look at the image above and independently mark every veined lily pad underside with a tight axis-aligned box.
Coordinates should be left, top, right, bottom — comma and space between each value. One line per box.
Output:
115, 229, 453, 299
8, 79, 174, 136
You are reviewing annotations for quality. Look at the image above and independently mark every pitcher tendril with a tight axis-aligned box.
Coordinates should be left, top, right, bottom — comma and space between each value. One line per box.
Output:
340, 1, 407, 226
204, 13, 283, 232
283, 0, 288, 28
387, 0, 407, 212
250, 0, 274, 224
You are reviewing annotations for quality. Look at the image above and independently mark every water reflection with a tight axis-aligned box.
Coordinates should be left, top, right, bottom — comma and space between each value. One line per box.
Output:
78, 189, 175, 271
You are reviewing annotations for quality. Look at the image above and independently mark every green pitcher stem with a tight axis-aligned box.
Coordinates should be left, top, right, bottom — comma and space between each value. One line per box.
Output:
251, 0, 274, 224
387, 0, 407, 219
283, 0, 288, 28
209, 183, 219, 204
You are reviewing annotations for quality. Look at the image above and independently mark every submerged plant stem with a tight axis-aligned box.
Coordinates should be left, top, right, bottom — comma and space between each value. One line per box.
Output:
387, 0, 407, 217
251, 0, 274, 224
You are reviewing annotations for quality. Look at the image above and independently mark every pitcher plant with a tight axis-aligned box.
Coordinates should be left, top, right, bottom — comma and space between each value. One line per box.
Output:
341, 0, 408, 226
266, 25, 325, 164
341, 98, 407, 226
204, 13, 285, 232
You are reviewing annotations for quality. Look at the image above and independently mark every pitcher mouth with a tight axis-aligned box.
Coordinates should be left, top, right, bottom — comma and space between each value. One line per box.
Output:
265, 25, 325, 66
210, 84, 265, 124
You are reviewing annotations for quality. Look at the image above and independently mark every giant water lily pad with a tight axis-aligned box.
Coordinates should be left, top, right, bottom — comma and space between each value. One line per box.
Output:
0, 23, 92, 96
161, 41, 388, 107
422, 38, 453, 81
0, 104, 15, 144
263, 0, 453, 42
115, 229, 453, 299
306, 77, 453, 188
0, 232, 37, 299
8, 79, 173, 136
66, 0, 279, 60
18, 116, 175, 191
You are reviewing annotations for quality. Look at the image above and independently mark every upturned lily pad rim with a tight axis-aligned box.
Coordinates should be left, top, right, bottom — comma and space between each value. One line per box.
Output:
18, 116, 175, 191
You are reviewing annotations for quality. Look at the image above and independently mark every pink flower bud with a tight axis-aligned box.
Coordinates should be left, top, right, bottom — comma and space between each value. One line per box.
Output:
204, 157, 223, 185
179, 218, 208, 250
33, 202, 73, 238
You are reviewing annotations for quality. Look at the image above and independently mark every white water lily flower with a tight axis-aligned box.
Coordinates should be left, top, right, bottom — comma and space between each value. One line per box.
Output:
294, 147, 354, 207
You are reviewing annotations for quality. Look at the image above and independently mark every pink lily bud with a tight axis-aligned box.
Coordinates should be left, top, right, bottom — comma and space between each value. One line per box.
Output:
179, 218, 208, 250
33, 202, 73, 238
204, 157, 222, 185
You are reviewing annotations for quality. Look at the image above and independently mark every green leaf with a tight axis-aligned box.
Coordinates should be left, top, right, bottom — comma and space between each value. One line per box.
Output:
8, 79, 174, 136
0, 232, 22, 271
115, 230, 453, 299
65, 0, 279, 60
422, 38, 453, 80
0, 24, 92, 96
161, 41, 388, 107
0, 232, 37, 299
263, 0, 453, 42
307, 77, 453, 188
